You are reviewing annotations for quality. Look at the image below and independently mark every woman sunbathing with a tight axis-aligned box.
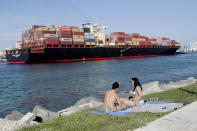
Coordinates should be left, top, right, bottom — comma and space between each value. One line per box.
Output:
123, 77, 144, 106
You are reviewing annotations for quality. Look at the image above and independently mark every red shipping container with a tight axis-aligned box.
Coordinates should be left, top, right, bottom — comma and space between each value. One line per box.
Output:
151, 39, 157, 41
38, 31, 56, 35
58, 27, 72, 32
59, 34, 72, 38
132, 35, 139, 38
46, 41, 59, 45
58, 31, 72, 35
60, 41, 72, 45
117, 37, 125, 41
162, 37, 167, 40
139, 41, 146, 46
110, 32, 125, 35
72, 32, 84, 35
151, 43, 157, 46
73, 42, 84, 45
31, 25, 46, 29
140, 36, 148, 40
45, 37, 59, 41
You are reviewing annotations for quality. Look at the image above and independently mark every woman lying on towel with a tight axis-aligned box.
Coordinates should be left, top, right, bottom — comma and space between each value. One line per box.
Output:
123, 77, 144, 106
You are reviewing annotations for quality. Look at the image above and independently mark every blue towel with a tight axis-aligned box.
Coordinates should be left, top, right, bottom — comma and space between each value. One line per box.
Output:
88, 111, 130, 116
144, 101, 169, 104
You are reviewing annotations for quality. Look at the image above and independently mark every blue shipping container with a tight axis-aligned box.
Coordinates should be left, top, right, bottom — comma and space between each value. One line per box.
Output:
85, 39, 95, 42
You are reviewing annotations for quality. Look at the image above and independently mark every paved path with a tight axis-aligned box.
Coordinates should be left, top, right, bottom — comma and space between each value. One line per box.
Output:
133, 101, 197, 131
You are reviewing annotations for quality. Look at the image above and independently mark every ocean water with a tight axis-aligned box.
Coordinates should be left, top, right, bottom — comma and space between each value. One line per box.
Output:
0, 53, 197, 117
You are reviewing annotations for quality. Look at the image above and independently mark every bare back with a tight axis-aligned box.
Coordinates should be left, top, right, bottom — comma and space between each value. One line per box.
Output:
104, 90, 118, 110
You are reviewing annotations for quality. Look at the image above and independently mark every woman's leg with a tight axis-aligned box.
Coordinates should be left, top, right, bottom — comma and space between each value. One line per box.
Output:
116, 104, 127, 111
123, 99, 136, 106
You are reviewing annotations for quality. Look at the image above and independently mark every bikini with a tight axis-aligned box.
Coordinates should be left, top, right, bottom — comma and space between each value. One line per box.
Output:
130, 91, 144, 105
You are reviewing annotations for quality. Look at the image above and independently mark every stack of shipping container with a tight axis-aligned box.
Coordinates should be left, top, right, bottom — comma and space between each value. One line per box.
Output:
20, 25, 87, 49
72, 28, 85, 45
84, 33, 96, 46
107, 32, 180, 47
19, 25, 180, 49
108, 32, 126, 46
57, 27, 73, 46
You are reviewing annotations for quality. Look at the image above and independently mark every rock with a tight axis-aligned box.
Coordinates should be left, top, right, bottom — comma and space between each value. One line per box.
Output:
58, 106, 81, 116
33, 105, 59, 122
74, 97, 103, 106
17, 112, 36, 125
5, 110, 24, 121
78, 100, 103, 109
75, 97, 103, 109
58, 97, 104, 116
160, 77, 196, 90
29, 121, 39, 126
142, 81, 162, 95
119, 91, 129, 98
0, 118, 18, 131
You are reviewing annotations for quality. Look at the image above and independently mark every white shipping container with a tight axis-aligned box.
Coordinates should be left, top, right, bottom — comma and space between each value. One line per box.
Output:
84, 33, 95, 38
84, 33, 94, 35
73, 38, 84, 42
85, 36, 95, 39
60, 38, 72, 42
151, 41, 158, 44
109, 43, 115, 46
44, 34, 58, 38
162, 43, 167, 46
39, 38, 44, 41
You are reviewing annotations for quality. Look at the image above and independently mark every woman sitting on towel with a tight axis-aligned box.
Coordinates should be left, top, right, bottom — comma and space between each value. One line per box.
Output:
123, 77, 144, 106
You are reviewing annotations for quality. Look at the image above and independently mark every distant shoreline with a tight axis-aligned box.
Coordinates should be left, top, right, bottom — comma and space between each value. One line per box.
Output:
0, 58, 6, 62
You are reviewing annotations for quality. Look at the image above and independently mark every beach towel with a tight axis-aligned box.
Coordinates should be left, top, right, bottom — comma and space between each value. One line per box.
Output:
87, 101, 183, 116
124, 103, 183, 113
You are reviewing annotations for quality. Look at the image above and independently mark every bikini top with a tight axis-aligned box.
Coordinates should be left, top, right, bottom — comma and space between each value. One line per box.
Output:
132, 91, 137, 95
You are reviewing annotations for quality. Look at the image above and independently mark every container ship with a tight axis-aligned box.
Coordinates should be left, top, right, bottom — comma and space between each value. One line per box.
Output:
6, 22, 180, 63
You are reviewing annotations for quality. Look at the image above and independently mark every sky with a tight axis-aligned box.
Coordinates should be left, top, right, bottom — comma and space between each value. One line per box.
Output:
0, 0, 197, 50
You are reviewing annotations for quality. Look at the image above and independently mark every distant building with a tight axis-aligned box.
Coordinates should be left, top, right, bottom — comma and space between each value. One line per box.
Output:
189, 41, 197, 52
0, 50, 6, 58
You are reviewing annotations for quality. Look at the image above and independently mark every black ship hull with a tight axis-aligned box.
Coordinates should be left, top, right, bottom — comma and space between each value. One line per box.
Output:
6, 47, 179, 63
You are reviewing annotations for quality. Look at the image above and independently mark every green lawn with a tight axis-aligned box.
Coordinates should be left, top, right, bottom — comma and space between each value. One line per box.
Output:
19, 83, 197, 131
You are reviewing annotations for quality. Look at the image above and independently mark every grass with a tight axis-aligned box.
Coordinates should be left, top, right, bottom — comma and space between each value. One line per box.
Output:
19, 83, 197, 131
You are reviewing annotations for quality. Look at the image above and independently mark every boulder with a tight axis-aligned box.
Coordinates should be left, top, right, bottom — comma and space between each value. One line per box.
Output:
142, 81, 162, 95
5, 110, 24, 121
119, 91, 129, 98
160, 77, 196, 90
74, 97, 103, 107
58, 97, 104, 117
29, 121, 39, 126
33, 105, 59, 122
0, 118, 18, 131
17, 112, 36, 127
58, 106, 81, 116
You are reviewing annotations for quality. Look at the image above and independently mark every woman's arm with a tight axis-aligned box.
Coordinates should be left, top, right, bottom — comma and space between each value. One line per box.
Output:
135, 86, 143, 102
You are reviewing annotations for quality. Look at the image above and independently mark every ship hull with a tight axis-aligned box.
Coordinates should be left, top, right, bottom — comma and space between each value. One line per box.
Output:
6, 47, 179, 63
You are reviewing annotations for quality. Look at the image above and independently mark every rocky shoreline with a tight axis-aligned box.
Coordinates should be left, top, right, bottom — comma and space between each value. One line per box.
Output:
0, 77, 196, 131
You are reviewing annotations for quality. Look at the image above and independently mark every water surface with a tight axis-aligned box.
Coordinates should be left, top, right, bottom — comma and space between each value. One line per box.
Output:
0, 53, 197, 117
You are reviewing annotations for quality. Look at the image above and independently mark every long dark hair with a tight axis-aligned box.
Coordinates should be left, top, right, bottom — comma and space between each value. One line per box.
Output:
132, 77, 142, 91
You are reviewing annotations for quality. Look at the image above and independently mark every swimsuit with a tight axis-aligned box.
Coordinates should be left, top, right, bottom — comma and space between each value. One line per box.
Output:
139, 100, 144, 105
